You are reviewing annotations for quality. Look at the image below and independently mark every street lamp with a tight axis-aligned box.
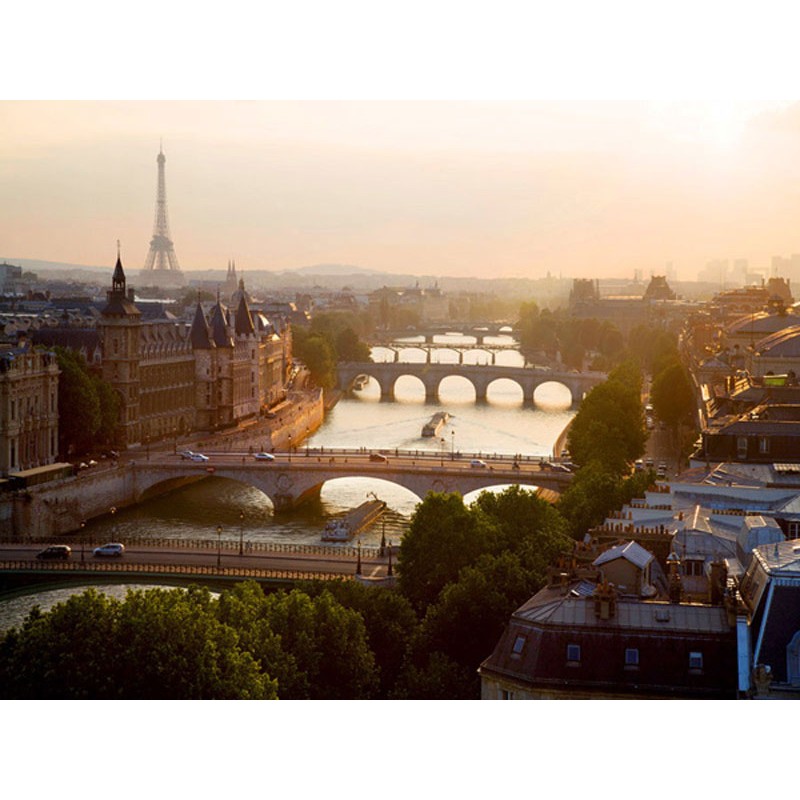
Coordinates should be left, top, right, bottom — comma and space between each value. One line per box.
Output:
238, 510, 245, 557
79, 519, 86, 563
288, 433, 292, 463
387, 540, 393, 577
217, 524, 222, 568
305, 426, 310, 456
356, 539, 362, 576
451, 429, 456, 460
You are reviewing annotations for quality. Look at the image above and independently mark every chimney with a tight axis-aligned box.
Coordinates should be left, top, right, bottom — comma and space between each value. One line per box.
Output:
666, 550, 682, 603
593, 581, 617, 620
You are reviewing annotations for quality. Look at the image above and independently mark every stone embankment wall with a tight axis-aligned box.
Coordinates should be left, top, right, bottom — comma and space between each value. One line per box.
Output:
1, 389, 326, 540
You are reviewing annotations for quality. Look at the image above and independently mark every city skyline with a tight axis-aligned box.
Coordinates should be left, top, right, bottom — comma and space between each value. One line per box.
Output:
4, 100, 800, 281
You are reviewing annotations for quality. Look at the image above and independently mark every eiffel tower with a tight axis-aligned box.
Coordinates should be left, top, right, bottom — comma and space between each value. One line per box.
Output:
142, 144, 185, 286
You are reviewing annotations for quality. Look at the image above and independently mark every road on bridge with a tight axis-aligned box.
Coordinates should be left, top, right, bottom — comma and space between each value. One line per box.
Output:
0, 543, 388, 579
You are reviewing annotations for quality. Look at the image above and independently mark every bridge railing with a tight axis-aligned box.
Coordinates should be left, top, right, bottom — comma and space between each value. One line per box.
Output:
0, 537, 387, 559
0, 560, 358, 582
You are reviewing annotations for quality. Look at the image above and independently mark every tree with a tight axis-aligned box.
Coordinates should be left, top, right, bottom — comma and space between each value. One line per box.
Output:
471, 485, 571, 584
292, 328, 338, 389
54, 347, 101, 456
556, 460, 625, 539
397, 492, 498, 610
414, 552, 534, 675
0, 587, 277, 699
299, 579, 419, 697
651, 359, 694, 428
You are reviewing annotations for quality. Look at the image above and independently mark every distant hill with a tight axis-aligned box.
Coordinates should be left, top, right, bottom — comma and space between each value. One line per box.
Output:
1, 257, 108, 273
288, 263, 385, 276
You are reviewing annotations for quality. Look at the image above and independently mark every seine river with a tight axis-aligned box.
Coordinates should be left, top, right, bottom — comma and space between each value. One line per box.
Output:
0, 334, 575, 628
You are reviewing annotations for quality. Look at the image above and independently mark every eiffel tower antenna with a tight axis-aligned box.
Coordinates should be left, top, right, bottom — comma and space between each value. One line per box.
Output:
142, 144, 184, 283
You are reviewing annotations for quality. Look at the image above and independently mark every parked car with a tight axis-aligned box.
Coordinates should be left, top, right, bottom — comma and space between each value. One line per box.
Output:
190, 453, 210, 462
369, 453, 388, 463
36, 545, 72, 560
254, 452, 275, 461
179, 450, 195, 460
470, 459, 487, 468
634, 459, 645, 471
93, 542, 125, 557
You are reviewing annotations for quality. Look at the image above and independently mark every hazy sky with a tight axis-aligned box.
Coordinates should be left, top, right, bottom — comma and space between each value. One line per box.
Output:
5, 100, 800, 281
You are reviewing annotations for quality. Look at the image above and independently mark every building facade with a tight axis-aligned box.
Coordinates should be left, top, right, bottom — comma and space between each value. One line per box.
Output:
0, 344, 59, 474
99, 255, 290, 448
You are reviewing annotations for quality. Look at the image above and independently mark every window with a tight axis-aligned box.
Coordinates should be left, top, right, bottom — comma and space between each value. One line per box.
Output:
759, 437, 770, 454
788, 522, 800, 538
625, 648, 639, 666
566, 643, 581, 663
683, 560, 705, 577
512, 635, 526, 655
689, 651, 704, 670
737, 437, 748, 459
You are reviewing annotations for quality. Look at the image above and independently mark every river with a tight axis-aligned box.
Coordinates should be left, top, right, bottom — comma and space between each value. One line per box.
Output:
0, 334, 575, 625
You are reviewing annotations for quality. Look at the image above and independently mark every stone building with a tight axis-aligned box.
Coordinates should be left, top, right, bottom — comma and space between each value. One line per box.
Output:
0, 343, 59, 474
99, 253, 291, 448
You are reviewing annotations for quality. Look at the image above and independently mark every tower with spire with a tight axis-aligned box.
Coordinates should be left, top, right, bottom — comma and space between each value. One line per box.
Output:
99, 243, 142, 446
141, 144, 185, 287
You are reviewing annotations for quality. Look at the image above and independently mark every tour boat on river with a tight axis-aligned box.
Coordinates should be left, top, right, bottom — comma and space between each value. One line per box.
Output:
321, 498, 387, 542
422, 411, 450, 437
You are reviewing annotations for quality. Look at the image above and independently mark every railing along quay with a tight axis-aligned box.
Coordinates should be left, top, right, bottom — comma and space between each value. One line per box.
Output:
0, 560, 358, 582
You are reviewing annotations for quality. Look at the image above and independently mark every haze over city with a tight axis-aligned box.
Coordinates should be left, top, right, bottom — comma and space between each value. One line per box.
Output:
5, 100, 800, 281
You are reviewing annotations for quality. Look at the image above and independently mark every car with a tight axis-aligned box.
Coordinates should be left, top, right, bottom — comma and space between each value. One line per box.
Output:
369, 453, 388, 463
265, 411, 277, 419
645, 458, 654, 469
189, 453, 209, 462
634, 459, 645, 471
470, 459, 487, 468
36, 545, 72, 560
179, 450, 195, 460
93, 542, 125, 557
254, 452, 275, 461
87, 459, 98, 467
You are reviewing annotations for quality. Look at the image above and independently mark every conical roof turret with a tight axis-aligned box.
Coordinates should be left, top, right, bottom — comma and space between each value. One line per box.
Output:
190, 302, 214, 349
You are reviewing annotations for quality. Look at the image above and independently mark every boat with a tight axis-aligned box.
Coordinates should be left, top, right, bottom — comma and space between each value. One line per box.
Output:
353, 375, 369, 390
321, 498, 387, 542
422, 411, 450, 437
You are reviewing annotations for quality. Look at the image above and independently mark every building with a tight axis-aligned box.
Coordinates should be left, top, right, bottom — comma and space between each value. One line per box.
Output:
0, 343, 59, 474
99, 253, 290, 447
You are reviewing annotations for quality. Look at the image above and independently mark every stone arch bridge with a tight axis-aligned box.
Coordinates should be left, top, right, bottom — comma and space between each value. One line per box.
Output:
128, 452, 571, 512
338, 361, 606, 406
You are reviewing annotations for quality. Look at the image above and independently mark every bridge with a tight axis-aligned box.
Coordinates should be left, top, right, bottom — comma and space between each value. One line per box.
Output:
338, 361, 606, 406
372, 322, 517, 344
371, 341, 523, 365
128, 450, 572, 511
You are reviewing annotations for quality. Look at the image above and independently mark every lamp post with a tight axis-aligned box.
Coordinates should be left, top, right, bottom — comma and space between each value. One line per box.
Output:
451, 429, 455, 460
305, 426, 310, 456
217, 524, 222, 569
288, 433, 292, 463
356, 539, 362, 576
79, 519, 86, 563
387, 540, 393, 577
380, 517, 386, 557
238, 510, 245, 557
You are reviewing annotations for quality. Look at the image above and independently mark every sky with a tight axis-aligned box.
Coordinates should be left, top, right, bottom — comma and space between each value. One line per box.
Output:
6, 98, 800, 281
5, 2, 800, 283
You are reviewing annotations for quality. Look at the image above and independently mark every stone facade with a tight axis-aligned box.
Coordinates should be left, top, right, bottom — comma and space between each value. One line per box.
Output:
99, 256, 290, 448
0, 344, 59, 474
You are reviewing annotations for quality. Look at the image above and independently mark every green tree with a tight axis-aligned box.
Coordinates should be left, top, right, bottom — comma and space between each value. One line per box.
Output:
414, 552, 534, 675
398, 492, 498, 611
292, 328, 338, 389
651, 359, 694, 428
300, 579, 419, 698
335, 326, 371, 362
390, 651, 478, 700
0, 587, 277, 699
54, 347, 101, 456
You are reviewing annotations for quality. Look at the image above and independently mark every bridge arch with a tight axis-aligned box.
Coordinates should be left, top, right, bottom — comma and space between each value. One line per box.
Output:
485, 377, 525, 406
533, 380, 574, 409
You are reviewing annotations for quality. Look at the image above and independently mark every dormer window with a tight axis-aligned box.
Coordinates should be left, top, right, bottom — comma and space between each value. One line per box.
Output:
566, 643, 581, 665
511, 635, 526, 656
689, 651, 704, 672
625, 648, 639, 667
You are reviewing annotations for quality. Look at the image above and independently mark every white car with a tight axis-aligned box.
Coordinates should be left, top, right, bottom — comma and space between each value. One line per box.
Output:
254, 452, 275, 461
190, 453, 210, 462
179, 450, 195, 459
93, 542, 125, 557
470, 459, 487, 468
